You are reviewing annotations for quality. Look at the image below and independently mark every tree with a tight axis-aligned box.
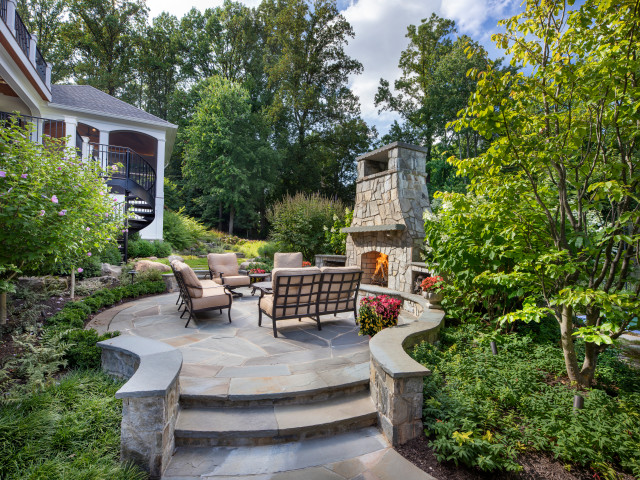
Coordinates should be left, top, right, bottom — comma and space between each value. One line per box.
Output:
182, 77, 276, 235
436, 0, 640, 388
67, 0, 148, 97
260, 0, 366, 198
0, 120, 124, 323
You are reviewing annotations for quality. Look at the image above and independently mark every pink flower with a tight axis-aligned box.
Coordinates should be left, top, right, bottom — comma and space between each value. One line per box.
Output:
21, 174, 27, 179
39, 210, 45, 216
86, 227, 90, 231
56, 167, 62, 171
111, 165, 118, 171
58, 209, 67, 216
77, 267, 83, 273
87, 252, 92, 256
51, 195, 58, 203
0, 171, 5, 177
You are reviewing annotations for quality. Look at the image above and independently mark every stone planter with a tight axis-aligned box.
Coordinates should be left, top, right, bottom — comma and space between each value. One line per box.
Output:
422, 291, 443, 307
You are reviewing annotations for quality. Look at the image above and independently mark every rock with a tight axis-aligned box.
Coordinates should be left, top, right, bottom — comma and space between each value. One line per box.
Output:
148, 256, 158, 260
101, 263, 123, 277
134, 260, 171, 273
235, 252, 245, 258
17, 276, 68, 292
167, 255, 184, 263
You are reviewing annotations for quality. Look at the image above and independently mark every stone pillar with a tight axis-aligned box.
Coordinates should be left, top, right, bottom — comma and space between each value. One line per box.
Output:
28, 33, 37, 65
6, 0, 16, 35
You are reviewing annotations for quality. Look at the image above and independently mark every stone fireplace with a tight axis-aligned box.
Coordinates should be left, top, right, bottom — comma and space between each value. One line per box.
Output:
343, 142, 432, 293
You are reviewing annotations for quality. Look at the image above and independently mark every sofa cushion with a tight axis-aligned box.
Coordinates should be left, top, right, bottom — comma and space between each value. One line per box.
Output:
213, 275, 251, 287
192, 287, 231, 310
175, 262, 204, 298
271, 267, 321, 297
260, 293, 317, 318
208, 253, 239, 277
274, 252, 303, 269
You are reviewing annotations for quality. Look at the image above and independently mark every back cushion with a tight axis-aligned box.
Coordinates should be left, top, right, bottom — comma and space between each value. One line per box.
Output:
208, 253, 239, 276
176, 262, 204, 298
320, 267, 362, 299
272, 267, 322, 304
274, 252, 303, 269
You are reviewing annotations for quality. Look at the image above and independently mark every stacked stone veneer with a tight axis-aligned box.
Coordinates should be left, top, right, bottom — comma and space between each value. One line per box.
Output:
344, 142, 431, 293
99, 336, 182, 480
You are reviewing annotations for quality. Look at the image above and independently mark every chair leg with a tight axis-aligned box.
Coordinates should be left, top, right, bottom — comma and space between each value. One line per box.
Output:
185, 311, 193, 328
272, 319, 278, 337
227, 307, 232, 323
258, 309, 262, 326
180, 309, 187, 319
316, 316, 322, 331
175, 293, 181, 305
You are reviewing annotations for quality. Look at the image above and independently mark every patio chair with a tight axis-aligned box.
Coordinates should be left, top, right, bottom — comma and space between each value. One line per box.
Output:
174, 261, 233, 328
317, 267, 362, 321
171, 259, 220, 312
273, 252, 303, 269
208, 253, 251, 297
258, 267, 322, 337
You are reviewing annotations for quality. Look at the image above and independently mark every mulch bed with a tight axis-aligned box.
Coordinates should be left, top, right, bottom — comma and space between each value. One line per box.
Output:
396, 434, 634, 480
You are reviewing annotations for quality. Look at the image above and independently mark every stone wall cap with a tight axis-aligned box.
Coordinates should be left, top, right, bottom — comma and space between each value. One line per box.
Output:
98, 336, 182, 398
356, 142, 428, 162
341, 224, 406, 234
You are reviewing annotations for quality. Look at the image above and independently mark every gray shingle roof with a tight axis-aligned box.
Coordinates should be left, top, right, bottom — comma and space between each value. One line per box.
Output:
51, 84, 175, 127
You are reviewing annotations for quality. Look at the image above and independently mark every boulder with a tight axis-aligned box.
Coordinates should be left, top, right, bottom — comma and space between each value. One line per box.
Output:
134, 260, 171, 273
168, 255, 184, 263
17, 276, 68, 292
101, 263, 123, 277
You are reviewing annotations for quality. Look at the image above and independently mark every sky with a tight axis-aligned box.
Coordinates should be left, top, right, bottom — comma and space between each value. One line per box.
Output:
146, 0, 522, 135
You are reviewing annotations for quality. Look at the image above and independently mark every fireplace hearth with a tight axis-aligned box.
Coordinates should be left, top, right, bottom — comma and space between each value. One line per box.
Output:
342, 142, 433, 293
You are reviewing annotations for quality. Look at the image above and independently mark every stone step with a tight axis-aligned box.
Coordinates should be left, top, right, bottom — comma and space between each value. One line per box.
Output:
179, 362, 370, 408
174, 391, 377, 447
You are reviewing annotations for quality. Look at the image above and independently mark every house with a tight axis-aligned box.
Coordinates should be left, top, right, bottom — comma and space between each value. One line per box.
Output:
0, 0, 177, 242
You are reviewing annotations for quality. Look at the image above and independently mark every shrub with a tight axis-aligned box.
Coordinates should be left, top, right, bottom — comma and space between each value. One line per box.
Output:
357, 295, 401, 337
99, 244, 122, 265
268, 193, 345, 261
128, 239, 173, 259
324, 207, 352, 255
257, 242, 280, 259
59, 329, 119, 370
163, 208, 208, 250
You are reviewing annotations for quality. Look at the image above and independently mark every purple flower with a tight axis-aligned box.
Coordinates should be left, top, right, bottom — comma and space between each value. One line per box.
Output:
87, 252, 92, 256
56, 167, 62, 171
51, 195, 58, 204
21, 174, 27, 179
86, 227, 90, 231
39, 210, 45, 216
77, 267, 83, 273
111, 165, 118, 171
58, 209, 67, 216
0, 171, 5, 178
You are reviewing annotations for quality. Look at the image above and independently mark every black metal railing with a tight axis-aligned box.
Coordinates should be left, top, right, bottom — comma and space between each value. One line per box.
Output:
89, 143, 156, 198
1, 110, 66, 142
13, 11, 30, 59
35, 46, 47, 84
0, 0, 7, 23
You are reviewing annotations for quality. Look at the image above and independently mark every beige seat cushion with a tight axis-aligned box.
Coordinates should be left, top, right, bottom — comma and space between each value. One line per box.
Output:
201, 279, 223, 289
274, 252, 303, 269
213, 275, 251, 287
192, 287, 231, 310
319, 267, 361, 301
208, 253, 240, 277
175, 262, 204, 298
259, 294, 317, 318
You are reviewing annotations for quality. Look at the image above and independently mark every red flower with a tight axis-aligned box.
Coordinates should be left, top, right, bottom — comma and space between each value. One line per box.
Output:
421, 276, 445, 292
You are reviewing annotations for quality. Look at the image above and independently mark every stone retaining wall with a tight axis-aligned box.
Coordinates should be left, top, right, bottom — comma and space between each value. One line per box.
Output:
361, 285, 444, 446
99, 336, 183, 479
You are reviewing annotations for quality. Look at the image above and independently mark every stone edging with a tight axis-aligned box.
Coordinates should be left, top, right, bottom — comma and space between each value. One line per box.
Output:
360, 284, 445, 446
98, 336, 182, 479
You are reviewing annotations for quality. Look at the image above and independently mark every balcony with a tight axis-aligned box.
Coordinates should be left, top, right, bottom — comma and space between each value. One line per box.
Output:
0, 0, 51, 94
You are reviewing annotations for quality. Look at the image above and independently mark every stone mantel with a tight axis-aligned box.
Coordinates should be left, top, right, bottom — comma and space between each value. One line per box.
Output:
341, 224, 406, 234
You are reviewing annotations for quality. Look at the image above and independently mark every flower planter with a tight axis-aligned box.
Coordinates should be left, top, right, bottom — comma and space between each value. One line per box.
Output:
422, 291, 443, 307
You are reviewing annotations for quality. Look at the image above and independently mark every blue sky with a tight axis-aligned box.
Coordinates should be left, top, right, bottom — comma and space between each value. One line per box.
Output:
147, 0, 523, 135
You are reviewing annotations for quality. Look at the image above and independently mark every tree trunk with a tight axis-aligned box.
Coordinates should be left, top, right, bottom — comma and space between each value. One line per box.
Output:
228, 206, 235, 235
218, 203, 223, 231
558, 305, 588, 388
0, 292, 6, 325
70, 269, 76, 300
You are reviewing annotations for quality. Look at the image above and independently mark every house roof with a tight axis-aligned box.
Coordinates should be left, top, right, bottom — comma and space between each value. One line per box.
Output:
50, 84, 175, 128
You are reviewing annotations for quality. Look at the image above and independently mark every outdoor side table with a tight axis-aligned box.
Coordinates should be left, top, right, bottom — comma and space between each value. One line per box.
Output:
251, 281, 273, 296
248, 272, 271, 283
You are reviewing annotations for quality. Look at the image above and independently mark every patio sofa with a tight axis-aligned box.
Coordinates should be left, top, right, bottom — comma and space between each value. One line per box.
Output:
258, 266, 362, 337
208, 252, 251, 297
173, 261, 233, 328
273, 252, 303, 269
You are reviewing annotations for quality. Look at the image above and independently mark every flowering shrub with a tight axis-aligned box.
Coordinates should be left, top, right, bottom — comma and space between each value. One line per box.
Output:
421, 275, 445, 292
302, 261, 311, 267
357, 294, 402, 337
249, 268, 266, 274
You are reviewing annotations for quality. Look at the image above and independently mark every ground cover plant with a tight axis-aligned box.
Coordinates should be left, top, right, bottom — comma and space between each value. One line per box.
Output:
411, 323, 640, 478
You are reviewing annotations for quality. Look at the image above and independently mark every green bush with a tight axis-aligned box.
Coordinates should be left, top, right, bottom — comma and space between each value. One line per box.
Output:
324, 207, 352, 255
163, 208, 208, 250
257, 242, 280, 259
267, 193, 345, 261
411, 325, 640, 476
128, 239, 174, 259
59, 329, 119, 370
99, 244, 122, 265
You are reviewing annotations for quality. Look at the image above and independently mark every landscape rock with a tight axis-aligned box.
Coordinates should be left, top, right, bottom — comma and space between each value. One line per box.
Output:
17, 275, 68, 292
102, 263, 123, 277
135, 260, 171, 273
168, 255, 184, 263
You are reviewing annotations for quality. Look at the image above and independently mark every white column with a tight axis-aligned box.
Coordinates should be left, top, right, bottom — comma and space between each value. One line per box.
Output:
98, 130, 109, 146
6, 0, 16, 35
29, 33, 37, 65
97, 130, 110, 171
45, 63, 52, 90
81, 136, 90, 161
63, 116, 77, 151
154, 138, 166, 240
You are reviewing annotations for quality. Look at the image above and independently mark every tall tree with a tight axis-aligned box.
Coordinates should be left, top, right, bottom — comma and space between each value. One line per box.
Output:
435, 0, 640, 388
182, 77, 276, 234
67, 0, 148, 97
260, 0, 367, 198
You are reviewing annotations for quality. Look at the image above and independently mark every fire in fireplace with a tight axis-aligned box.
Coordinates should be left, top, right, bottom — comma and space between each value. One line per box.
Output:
372, 253, 388, 286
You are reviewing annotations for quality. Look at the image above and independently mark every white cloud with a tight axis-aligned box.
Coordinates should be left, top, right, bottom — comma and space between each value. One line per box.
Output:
146, 0, 262, 20
441, 0, 517, 38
